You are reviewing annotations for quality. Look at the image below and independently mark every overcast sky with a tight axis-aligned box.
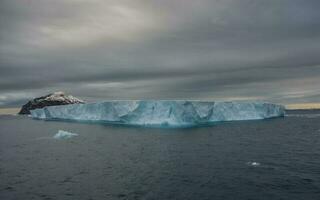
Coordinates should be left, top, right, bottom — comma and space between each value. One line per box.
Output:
1, 0, 320, 107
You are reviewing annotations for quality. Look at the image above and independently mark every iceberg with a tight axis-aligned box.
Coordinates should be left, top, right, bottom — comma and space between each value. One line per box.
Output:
30, 100, 285, 128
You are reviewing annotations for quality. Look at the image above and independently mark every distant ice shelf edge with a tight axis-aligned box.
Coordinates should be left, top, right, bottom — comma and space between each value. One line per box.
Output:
30, 100, 285, 128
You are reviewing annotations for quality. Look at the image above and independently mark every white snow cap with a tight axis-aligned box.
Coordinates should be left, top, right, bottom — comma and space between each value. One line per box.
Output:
45, 91, 85, 104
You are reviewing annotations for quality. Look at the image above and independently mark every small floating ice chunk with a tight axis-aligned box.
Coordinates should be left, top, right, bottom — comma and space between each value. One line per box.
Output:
247, 161, 261, 167
53, 130, 78, 139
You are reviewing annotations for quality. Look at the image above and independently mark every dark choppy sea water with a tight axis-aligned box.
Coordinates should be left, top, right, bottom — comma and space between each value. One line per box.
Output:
1, 110, 320, 200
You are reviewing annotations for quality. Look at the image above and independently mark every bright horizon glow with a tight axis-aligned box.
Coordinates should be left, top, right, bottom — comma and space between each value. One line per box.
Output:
285, 103, 320, 110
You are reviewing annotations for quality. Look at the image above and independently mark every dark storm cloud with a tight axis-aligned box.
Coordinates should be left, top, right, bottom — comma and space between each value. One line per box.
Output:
1, 0, 320, 107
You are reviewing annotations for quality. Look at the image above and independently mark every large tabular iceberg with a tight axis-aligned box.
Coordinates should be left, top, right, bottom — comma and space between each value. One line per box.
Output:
30, 100, 285, 128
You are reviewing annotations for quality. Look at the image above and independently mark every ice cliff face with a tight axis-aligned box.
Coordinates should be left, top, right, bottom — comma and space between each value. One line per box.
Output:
19, 92, 85, 115
30, 100, 285, 128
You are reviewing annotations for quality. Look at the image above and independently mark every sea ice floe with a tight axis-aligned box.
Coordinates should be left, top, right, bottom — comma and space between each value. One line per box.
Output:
53, 130, 78, 139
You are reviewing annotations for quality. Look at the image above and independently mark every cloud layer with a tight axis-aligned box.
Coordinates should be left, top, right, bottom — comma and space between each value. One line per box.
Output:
1, 0, 320, 107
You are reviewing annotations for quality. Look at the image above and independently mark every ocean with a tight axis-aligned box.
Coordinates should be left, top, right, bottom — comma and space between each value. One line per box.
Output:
1, 110, 320, 200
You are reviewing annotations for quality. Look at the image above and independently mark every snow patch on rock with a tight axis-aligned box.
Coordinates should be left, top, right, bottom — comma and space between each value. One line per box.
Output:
19, 91, 84, 114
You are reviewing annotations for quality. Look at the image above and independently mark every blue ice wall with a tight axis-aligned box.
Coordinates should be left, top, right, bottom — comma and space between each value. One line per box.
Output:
30, 100, 285, 127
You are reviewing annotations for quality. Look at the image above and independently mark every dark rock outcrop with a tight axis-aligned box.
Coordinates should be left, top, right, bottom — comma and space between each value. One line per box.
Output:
18, 91, 85, 115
